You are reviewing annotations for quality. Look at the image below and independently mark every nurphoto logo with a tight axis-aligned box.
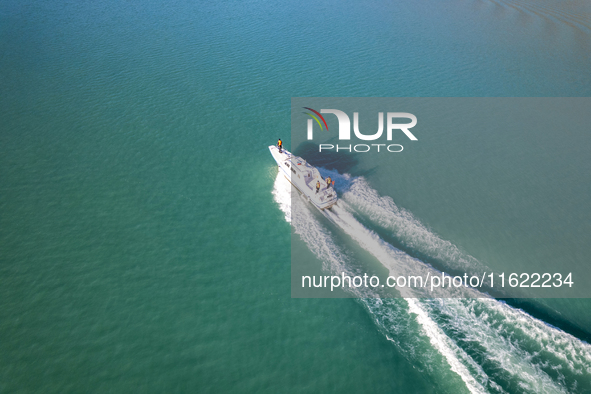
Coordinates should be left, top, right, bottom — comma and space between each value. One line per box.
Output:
303, 107, 418, 153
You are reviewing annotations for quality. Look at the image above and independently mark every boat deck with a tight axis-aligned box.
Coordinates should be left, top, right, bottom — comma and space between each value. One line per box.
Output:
269, 145, 337, 209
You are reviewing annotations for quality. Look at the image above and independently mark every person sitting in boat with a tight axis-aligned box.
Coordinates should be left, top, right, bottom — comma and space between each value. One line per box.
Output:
316, 181, 320, 193
326, 177, 332, 188
277, 139, 283, 153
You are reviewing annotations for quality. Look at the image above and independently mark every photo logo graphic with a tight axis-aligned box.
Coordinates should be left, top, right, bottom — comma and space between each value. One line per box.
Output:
303, 107, 329, 133
304, 107, 418, 153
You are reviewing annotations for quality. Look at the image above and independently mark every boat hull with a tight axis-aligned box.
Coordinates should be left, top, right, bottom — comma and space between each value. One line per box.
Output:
269, 145, 337, 210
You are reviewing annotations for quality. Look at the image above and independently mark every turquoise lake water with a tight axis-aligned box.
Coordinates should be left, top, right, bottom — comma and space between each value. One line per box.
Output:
1, 0, 591, 392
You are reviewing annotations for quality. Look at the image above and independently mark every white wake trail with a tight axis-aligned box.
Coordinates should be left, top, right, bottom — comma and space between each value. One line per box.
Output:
325, 204, 489, 394
323, 170, 488, 275
271, 172, 292, 223
272, 172, 487, 391
272, 171, 591, 393
324, 172, 591, 393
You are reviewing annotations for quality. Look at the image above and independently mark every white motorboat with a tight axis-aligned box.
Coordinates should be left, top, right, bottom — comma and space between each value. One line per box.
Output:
269, 145, 337, 210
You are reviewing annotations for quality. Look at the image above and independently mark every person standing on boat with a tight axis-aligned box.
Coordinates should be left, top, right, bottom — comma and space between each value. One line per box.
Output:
277, 139, 283, 153
326, 177, 332, 188
316, 181, 320, 193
